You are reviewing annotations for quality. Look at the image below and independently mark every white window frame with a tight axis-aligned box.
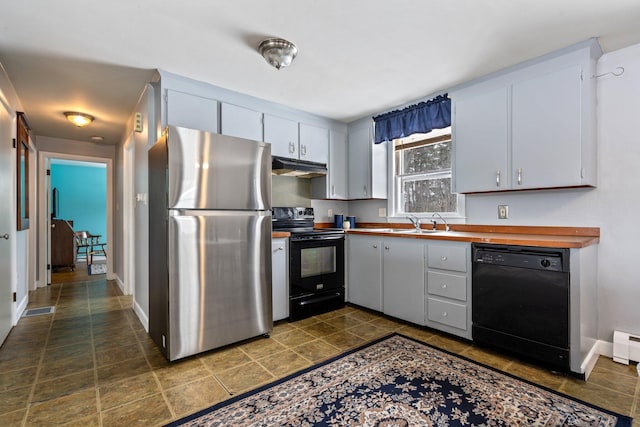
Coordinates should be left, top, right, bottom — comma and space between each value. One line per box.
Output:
387, 128, 465, 219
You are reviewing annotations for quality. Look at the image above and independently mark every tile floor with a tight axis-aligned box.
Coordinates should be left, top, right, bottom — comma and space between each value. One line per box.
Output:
0, 277, 638, 426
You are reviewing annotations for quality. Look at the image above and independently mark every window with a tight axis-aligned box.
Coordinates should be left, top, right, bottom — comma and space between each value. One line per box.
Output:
393, 127, 461, 215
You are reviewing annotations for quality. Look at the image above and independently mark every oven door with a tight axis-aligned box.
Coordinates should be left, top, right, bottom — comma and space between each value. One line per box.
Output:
290, 235, 344, 297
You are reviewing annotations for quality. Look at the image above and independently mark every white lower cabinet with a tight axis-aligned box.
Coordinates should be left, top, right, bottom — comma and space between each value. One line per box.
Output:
382, 238, 425, 325
272, 238, 289, 321
347, 235, 383, 311
347, 235, 425, 325
348, 235, 471, 335
425, 241, 472, 339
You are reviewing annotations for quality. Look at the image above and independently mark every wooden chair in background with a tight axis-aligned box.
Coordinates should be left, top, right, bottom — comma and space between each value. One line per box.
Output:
75, 231, 107, 265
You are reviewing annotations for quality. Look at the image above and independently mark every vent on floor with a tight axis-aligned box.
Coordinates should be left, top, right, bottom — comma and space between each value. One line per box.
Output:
22, 306, 55, 317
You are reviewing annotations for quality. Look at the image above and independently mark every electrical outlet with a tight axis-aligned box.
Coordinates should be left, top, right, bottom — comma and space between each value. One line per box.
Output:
327, 209, 333, 218
378, 208, 387, 217
498, 205, 509, 219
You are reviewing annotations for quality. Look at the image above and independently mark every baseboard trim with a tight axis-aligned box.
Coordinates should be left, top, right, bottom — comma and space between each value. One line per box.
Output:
133, 300, 149, 332
14, 294, 28, 325
595, 339, 613, 358
114, 276, 125, 295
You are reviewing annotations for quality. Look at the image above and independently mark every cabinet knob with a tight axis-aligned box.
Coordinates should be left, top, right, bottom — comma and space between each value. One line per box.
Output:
373, 244, 377, 248
384, 246, 389, 250
442, 311, 448, 317
441, 284, 447, 289
441, 256, 447, 261
1, 233, 8, 240
276, 247, 284, 251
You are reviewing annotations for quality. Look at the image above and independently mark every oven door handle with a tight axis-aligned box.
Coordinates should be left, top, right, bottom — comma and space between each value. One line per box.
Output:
291, 235, 344, 242
297, 292, 342, 306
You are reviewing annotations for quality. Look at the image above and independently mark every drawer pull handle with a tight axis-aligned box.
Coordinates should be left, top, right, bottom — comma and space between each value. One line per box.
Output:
442, 312, 448, 317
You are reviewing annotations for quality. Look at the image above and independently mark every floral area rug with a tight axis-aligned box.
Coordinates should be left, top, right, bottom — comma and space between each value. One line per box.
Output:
167, 333, 631, 427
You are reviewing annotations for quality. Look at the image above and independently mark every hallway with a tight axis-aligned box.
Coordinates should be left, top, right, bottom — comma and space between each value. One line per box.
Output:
0, 278, 638, 426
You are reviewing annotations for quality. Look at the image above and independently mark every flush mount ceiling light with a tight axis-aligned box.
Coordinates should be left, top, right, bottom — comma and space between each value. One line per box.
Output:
258, 38, 298, 70
64, 111, 94, 127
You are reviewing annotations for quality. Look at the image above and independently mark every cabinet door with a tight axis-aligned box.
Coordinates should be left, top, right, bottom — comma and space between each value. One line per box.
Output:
220, 103, 262, 141
299, 123, 329, 164
383, 238, 425, 325
272, 239, 289, 321
512, 65, 582, 189
371, 141, 388, 199
347, 236, 383, 311
166, 90, 218, 133
453, 86, 509, 193
348, 125, 370, 198
328, 130, 348, 199
264, 114, 298, 158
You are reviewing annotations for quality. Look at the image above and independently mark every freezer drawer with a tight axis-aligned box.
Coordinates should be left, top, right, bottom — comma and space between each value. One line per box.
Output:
166, 210, 272, 360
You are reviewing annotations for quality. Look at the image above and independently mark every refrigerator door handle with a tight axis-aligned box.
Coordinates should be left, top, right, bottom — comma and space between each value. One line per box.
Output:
169, 209, 272, 217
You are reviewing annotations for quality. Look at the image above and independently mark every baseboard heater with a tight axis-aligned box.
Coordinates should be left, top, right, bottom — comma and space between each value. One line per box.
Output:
613, 330, 640, 365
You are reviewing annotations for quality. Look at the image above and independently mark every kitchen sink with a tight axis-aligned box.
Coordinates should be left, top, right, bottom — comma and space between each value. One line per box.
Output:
392, 228, 442, 234
353, 228, 444, 234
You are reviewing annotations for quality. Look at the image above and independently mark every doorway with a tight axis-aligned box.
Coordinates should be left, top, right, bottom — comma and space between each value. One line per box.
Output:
37, 152, 113, 288
50, 159, 107, 283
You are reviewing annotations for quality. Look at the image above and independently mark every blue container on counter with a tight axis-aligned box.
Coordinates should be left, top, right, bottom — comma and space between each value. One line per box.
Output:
334, 214, 344, 228
346, 216, 356, 229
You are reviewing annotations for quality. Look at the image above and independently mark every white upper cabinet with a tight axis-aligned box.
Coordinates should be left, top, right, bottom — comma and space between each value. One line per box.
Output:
299, 123, 329, 164
166, 90, 218, 133
220, 102, 263, 142
511, 65, 583, 189
453, 87, 509, 193
452, 41, 599, 193
347, 123, 387, 199
264, 114, 299, 158
328, 130, 348, 199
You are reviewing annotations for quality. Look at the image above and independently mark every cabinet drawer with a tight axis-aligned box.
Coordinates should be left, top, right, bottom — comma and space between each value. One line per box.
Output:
427, 271, 467, 301
427, 298, 467, 330
428, 244, 467, 272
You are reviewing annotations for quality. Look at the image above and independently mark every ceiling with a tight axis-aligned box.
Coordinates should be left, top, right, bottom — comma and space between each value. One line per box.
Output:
1, 1, 640, 145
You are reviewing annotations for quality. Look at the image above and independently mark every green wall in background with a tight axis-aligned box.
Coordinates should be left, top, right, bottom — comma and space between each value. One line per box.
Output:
51, 162, 106, 240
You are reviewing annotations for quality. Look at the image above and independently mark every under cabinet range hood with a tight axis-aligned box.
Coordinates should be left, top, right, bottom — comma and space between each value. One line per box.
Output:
272, 156, 327, 178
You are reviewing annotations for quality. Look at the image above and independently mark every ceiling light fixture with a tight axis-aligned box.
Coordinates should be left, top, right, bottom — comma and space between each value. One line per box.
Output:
258, 38, 298, 70
64, 111, 94, 127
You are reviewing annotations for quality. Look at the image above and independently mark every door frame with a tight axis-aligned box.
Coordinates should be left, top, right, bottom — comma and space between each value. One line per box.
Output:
37, 151, 114, 287
122, 134, 135, 296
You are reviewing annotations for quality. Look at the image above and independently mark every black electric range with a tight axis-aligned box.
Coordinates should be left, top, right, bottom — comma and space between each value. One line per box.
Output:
272, 207, 345, 320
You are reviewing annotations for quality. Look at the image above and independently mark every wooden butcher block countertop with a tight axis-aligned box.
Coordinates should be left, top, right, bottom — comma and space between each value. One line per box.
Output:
326, 223, 599, 249
272, 231, 291, 238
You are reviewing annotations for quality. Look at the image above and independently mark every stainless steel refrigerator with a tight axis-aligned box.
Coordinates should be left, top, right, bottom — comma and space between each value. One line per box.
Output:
149, 126, 272, 361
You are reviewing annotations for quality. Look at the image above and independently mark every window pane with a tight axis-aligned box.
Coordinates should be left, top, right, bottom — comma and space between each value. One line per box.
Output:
401, 141, 451, 175
402, 177, 456, 213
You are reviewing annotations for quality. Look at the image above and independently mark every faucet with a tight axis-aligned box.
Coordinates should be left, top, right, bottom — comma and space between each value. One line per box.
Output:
431, 212, 450, 232
407, 215, 421, 231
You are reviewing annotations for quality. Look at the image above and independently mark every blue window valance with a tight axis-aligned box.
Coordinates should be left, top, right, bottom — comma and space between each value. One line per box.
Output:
373, 94, 451, 144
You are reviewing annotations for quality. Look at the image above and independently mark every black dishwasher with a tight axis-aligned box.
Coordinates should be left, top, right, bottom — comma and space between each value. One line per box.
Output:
472, 243, 570, 371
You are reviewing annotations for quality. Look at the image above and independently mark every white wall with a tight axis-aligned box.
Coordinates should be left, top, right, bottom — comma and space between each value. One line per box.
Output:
346, 43, 640, 342
0, 62, 30, 320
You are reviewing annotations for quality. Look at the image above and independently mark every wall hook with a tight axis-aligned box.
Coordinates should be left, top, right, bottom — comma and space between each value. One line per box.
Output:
594, 66, 624, 78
